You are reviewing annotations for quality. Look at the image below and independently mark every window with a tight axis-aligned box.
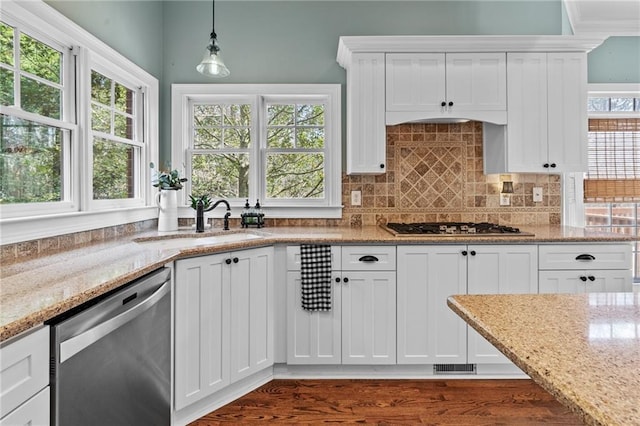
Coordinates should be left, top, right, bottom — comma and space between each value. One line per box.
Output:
584, 86, 640, 282
0, 1, 158, 244
173, 85, 341, 218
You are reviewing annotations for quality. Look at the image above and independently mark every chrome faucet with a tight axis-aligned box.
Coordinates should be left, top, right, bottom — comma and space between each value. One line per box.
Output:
196, 199, 231, 233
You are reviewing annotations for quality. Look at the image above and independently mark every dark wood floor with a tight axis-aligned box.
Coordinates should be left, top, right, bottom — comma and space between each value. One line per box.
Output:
191, 379, 582, 425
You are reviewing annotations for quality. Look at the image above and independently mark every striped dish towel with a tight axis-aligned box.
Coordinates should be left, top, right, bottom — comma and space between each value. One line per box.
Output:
300, 244, 332, 311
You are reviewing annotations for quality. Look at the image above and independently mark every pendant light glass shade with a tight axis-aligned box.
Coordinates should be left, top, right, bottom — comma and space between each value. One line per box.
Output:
196, 36, 230, 78
196, 0, 230, 78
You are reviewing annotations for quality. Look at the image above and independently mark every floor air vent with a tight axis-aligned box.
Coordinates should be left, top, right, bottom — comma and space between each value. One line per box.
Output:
433, 364, 476, 375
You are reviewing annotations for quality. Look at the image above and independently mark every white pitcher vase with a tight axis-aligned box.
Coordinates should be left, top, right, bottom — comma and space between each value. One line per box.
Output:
156, 189, 179, 232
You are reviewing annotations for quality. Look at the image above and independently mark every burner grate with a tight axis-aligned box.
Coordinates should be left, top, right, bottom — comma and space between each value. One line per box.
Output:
385, 222, 524, 236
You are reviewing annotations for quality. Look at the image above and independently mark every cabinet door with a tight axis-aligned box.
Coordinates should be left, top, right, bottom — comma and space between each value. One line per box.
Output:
175, 254, 230, 410
341, 271, 396, 364
229, 247, 274, 383
547, 52, 588, 172
397, 246, 467, 364
386, 53, 445, 114
540, 270, 632, 293
286, 272, 341, 364
346, 52, 386, 174
446, 53, 506, 113
505, 52, 549, 173
467, 245, 538, 364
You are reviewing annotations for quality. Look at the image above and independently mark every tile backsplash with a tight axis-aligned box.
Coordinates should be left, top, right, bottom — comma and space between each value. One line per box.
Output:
2, 121, 560, 263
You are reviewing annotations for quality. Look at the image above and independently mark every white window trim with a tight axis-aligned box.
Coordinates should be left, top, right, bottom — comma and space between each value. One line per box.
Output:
563, 83, 640, 227
0, 1, 159, 245
172, 84, 342, 219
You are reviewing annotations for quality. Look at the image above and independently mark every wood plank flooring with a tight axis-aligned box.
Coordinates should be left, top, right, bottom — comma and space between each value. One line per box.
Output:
191, 379, 582, 425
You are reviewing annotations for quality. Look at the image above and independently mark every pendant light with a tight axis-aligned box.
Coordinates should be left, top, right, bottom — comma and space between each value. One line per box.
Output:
196, 0, 230, 78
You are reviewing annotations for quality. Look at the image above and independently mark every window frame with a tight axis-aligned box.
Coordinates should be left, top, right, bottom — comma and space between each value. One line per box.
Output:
0, 1, 159, 245
172, 84, 342, 218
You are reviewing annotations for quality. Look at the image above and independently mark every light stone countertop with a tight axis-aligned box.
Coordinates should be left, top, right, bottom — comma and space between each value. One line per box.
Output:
0, 224, 636, 342
447, 292, 640, 426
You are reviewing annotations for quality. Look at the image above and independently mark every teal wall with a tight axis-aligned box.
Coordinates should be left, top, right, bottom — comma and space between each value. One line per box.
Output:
45, 0, 164, 79
43, 1, 639, 165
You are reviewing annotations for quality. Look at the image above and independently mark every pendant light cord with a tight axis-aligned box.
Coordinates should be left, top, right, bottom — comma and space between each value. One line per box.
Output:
210, 0, 217, 39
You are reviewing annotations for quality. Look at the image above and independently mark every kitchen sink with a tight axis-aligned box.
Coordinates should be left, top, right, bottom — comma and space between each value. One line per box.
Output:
135, 232, 264, 249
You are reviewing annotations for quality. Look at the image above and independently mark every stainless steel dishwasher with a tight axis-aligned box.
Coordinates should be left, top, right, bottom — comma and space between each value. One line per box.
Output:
49, 267, 171, 426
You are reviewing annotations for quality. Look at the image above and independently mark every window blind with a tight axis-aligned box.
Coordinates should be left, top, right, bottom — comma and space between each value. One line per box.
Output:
584, 118, 640, 202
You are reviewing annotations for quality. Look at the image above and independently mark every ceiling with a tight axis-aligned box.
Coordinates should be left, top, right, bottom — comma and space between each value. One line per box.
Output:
564, 0, 640, 35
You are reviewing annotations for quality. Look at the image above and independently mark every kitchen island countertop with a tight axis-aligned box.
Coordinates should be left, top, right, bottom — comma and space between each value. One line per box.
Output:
1, 224, 636, 342
447, 292, 640, 426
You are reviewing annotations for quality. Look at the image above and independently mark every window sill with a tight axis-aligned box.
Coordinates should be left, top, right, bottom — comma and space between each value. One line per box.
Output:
0, 207, 158, 245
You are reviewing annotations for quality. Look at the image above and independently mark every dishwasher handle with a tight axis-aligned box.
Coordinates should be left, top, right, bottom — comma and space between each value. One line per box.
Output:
59, 280, 170, 363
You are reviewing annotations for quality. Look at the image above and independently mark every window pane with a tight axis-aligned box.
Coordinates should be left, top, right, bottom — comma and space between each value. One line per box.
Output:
266, 153, 324, 199
92, 104, 111, 133
588, 97, 609, 112
114, 112, 133, 139
297, 104, 324, 125
223, 104, 251, 126
0, 22, 14, 66
192, 153, 249, 198
91, 71, 111, 105
20, 76, 60, 119
0, 68, 13, 105
114, 82, 133, 114
585, 204, 610, 226
267, 104, 294, 126
610, 98, 634, 112
194, 127, 222, 149
194, 104, 222, 127
611, 203, 635, 226
223, 128, 251, 149
20, 32, 61, 83
92, 137, 135, 200
267, 128, 293, 148
297, 127, 324, 148
0, 115, 62, 203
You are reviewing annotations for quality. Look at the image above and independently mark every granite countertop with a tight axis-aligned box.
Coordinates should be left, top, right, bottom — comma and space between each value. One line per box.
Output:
1, 224, 636, 342
447, 292, 640, 426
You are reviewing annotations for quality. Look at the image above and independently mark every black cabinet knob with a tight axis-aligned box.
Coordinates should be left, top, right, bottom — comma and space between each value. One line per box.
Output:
470, 250, 476, 256
588, 276, 595, 281
225, 258, 232, 265
441, 101, 447, 107
343, 277, 349, 283
543, 163, 550, 168
461, 250, 468, 256
233, 257, 239, 263
550, 163, 557, 168
380, 164, 385, 169
335, 277, 341, 283
580, 276, 587, 282
448, 101, 454, 107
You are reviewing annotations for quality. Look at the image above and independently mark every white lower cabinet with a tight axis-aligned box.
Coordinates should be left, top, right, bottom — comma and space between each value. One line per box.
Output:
286, 246, 396, 365
0, 325, 50, 425
397, 245, 537, 366
396, 245, 467, 364
538, 244, 633, 294
467, 245, 538, 364
174, 246, 273, 410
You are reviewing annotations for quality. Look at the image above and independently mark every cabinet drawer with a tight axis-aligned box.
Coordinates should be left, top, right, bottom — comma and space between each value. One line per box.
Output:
539, 244, 632, 270
0, 326, 49, 418
0, 387, 49, 425
341, 246, 396, 271
286, 245, 341, 271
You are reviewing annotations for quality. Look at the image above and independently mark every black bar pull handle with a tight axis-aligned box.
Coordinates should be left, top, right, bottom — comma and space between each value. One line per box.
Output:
575, 254, 596, 261
358, 255, 379, 263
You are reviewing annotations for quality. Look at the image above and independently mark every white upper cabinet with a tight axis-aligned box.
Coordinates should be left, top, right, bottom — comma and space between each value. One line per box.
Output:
484, 52, 588, 174
386, 53, 507, 125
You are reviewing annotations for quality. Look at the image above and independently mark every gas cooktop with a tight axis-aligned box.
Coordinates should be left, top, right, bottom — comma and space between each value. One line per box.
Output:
382, 222, 534, 237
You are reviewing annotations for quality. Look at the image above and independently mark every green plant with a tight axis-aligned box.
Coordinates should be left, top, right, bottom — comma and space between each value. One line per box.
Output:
189, 194, 212, 210
150, 163, 187, 190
